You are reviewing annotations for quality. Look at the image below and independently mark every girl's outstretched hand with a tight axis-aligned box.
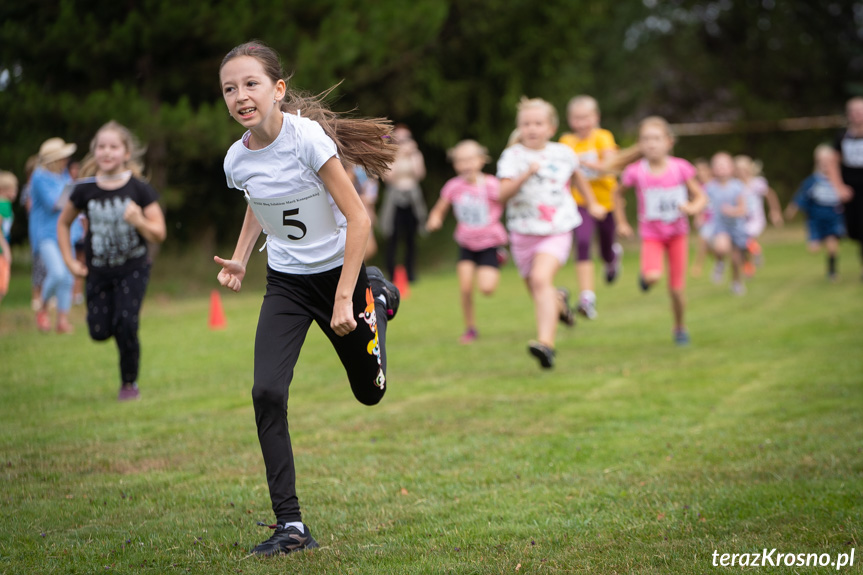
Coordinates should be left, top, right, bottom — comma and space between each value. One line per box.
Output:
214, 256, 246, 293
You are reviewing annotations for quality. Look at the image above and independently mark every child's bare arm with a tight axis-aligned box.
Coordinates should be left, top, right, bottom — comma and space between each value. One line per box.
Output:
572, 171, 607, 220
499, 163, 539, 203
680, 178, 707, 216
57, 202, 87, 277
426, 197, 451, 232
766, 186, 784, 226
612, 184, 633, 238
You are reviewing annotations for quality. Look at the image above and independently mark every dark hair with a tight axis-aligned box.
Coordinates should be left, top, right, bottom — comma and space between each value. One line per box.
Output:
220, 40, 396, 178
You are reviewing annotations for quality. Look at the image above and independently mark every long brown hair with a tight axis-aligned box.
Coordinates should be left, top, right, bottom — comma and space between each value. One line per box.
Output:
78, 121, 146, 179
220, 40, 396, 179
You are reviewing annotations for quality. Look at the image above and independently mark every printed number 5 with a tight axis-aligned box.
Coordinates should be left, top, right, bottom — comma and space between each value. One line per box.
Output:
282, 208, 307, 241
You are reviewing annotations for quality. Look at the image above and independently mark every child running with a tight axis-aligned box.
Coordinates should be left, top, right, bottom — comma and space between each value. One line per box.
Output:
427, 140, 507, 343
613, 116, 706, 345
691, 158, 714, 277
705, 152, 748, 295
214, 40, 400, 556
57, 121, 166, 401
734, 155, 783, 277
558, 95, 621, 319
0, 170, 18, 307
497, 97, 606, 369
785, 145, 846, 281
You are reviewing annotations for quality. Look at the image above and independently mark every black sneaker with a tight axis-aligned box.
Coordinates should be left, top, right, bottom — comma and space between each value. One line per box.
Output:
528, 341, 555, 369
557, 288, 575, 327
251, 523, 319, 556
367, 266, 400, 320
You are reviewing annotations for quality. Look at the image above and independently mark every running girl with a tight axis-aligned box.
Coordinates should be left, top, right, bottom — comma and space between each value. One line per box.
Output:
426, 140, 508, 343
559, 95, 620, 319
497, 97, 606, 369
215, 40, 399, 556
57, 121, 166, 400
705, 152, 748, 295
785, 145, 846, 281
613, 117, 706, 345
734, 155, 783, 276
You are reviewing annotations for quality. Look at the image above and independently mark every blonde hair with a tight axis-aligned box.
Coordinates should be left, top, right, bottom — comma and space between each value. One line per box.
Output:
733, 154, 763, 178
814, 144, 836, 164
221, 40, 396, 178
78, 121, 146, 179
516, 97, 559, 130
447, 139, 490, 164
567, 95, 599, 116
0, 170, 18, 191
505, 128, 522, 148
605, 116, 675, 174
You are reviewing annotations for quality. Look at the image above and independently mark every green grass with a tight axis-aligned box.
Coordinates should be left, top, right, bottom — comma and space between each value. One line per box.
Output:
1, 227, 862, 574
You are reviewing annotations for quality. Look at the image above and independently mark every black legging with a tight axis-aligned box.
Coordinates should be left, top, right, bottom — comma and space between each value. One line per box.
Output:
386, 205, 418, 282
253, 265, 388, 524
85, 265, 150, 384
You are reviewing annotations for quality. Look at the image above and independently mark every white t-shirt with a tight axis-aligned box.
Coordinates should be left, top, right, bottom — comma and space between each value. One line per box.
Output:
496, 143, 582, 235
224, 112, 346, 274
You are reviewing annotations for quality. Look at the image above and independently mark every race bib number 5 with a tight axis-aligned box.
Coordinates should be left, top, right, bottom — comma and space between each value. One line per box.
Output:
245, 187, 339, 246
643, 185, 687, 223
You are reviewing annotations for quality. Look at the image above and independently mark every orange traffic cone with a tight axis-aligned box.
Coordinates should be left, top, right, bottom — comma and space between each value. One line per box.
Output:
393, 265, 410, 300
209, 289, 227, 330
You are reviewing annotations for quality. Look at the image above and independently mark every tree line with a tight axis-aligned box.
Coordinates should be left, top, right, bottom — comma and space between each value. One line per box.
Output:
1, 0, 859, 247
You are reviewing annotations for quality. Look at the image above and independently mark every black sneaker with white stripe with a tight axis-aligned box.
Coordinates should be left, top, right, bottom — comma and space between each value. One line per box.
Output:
251, 523, 319, 556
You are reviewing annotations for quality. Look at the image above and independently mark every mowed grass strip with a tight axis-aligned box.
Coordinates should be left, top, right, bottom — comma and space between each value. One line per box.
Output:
1, 228, 861, 574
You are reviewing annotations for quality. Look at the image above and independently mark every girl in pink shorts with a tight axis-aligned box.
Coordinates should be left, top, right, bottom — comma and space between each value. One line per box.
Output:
497, 97, 605, 368
613, 117, 706, 345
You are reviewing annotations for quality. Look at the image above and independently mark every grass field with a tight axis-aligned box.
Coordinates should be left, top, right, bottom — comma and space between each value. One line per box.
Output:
1, 227, 861, 574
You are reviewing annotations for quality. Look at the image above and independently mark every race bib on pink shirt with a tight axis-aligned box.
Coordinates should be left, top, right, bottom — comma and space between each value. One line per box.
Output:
643, 185, 687, 223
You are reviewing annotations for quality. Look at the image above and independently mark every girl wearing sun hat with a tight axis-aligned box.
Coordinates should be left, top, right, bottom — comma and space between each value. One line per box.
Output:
30, 137, 78, 333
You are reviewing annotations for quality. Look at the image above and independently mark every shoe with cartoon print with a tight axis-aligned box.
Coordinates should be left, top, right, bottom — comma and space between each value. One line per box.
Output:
367, 266, 400, 320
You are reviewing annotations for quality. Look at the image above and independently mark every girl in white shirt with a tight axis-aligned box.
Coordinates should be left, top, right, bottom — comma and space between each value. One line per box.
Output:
215, 40, 399, 557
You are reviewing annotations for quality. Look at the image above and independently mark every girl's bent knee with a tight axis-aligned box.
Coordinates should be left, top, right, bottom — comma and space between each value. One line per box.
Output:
251, 383, 285, 408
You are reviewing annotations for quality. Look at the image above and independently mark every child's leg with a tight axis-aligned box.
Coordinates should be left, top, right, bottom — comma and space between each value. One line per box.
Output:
253, 270, 316, 526
692, 236, 708, 276
456, 259, 477, 331
825, 236, 839, 278
476, 265, 500, 296
667, 235, 688, 332
574, 208, 595, 297
85, 271, 115, 342
315, 266, 389, 406
112, 266, 151, 385
527, 253, 563, 348
640, 239, 664, 287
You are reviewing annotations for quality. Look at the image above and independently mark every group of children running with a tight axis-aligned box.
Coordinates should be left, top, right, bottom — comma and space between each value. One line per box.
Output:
3, 40, 860, 558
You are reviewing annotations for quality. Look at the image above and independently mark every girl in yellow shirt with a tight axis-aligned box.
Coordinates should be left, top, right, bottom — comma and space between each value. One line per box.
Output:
559, 96, 620, 319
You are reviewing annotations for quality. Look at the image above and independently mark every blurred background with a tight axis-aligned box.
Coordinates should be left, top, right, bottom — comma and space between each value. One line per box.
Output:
1, 0, 860, 276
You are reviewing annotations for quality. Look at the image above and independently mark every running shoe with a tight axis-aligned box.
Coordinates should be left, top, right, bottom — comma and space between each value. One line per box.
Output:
730, 281, 746, 296
528, 341, 555, 369
576, 296, 598, 320
36, 310, 51, 332
674, 329, 690, 346
606, 243, 623, 284
459, 327, 478, 344
742, 260, 756, 278
367, 266, 400, 320
638, 274, 651, 293
711, 261, 725, 284
118, 383, 140, 401
251, 523, 319, 556
557, 288, 575, 327
496, 247, 510, 266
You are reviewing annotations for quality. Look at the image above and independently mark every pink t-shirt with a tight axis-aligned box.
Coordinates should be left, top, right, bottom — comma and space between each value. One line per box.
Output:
621, 157, 696, 240
440, 174, 508, 251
